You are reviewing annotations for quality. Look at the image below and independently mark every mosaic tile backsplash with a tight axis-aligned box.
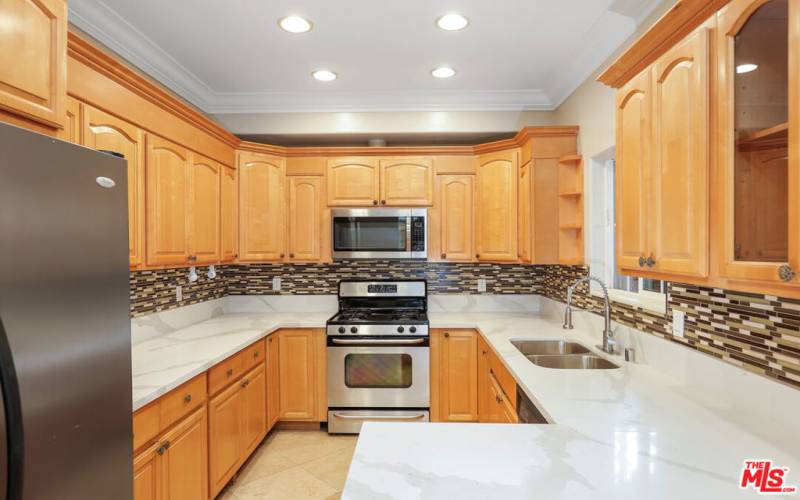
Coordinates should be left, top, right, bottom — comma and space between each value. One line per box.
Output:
130, 261, 541, 316
538, 266, 800, 389
130, 262, 800, 390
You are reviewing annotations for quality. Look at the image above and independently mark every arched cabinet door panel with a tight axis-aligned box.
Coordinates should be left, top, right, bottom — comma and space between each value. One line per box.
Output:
327, 158, 379, 206
189, 154, 221, 264
475, 150, 519, 262
287, 176, 323, 262
239, 153, 285, 262
379, 158, 433, 206
146, 135, 190, 266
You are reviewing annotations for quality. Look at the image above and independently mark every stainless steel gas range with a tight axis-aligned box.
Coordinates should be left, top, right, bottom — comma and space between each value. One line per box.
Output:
326, 280, 430, 434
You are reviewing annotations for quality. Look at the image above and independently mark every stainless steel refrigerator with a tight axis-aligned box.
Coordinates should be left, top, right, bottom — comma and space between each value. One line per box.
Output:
0, 122, 133, 499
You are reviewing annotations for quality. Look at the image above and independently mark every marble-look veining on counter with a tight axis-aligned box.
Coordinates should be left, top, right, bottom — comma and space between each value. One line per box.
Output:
131, 312, 331, 410
223, 294, 338, 313
344, 301, 800, 499
428, 294, 539, 313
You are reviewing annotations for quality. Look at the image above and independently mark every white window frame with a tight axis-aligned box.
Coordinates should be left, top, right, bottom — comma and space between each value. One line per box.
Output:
589, 152, 667, 315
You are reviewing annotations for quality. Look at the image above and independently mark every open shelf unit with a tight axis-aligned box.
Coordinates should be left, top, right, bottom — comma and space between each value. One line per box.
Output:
557, 154, 584, 265
737, 122, 788, 151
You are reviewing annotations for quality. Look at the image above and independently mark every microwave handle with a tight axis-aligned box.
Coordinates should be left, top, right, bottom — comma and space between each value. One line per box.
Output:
406, 217, 412, 252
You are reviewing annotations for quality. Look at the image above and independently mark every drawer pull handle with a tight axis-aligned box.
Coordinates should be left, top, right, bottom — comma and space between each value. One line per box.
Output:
254, 351, 259, 358
183, 394, 192, 404
226, 368, 233, 377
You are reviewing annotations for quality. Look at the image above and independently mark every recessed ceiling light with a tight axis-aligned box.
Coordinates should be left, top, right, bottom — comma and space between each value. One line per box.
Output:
279, 16, 313, 33
431, 67, 456, 79
736, 63, 758, 74
437, 13, 469, 31
312, 70, 337, 82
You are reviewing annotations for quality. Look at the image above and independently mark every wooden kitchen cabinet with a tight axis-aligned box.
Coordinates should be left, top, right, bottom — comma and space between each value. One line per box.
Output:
146, 135, 190, 266
266, 334, 281, 431
616, 68, 653, 273
431, 329, 479, 422
379, 158, 433, 206
0, 0, 67, 128
518, 162, 532, 263
287, 176, 323, 262
278, 329, 317, 420
188, 154, 221, 264
208, 379, 244, 497
159, 407, 208, 500
133, 407, 208, 500
60, 96, 81, 143
240, 363, 267, 458
238, 152, 285, 261
651, 27, 709, 277
220, 165, 238, 263
477, 335, 491, 423
436, 175, 474, 262
327, 157, 380, 206
476, 149, 519, 262
82, 104, 145, 268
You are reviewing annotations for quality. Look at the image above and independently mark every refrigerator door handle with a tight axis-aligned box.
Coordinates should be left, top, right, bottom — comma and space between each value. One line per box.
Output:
0, 315, 23, 500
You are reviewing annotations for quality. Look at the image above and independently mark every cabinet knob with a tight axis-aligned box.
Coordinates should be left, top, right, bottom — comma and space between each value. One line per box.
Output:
645, 254, 656, 268
372, 200, 378, 205
163, 440, 171, 450
495, 395, 502, 403
289, 253, 294, 258
254, 351, 259, 358
779, 264, 796, 282
638, 256, 646, 268
234, 253, 238, 258
441, 253, 446, 259
280, 253, 285, 258
381, 200, 386, 205
226, 368, 233, 377
444, 332, 450, 338
156, 445, 165, 456
475, 254, 480, 259
183, 394, 192, 404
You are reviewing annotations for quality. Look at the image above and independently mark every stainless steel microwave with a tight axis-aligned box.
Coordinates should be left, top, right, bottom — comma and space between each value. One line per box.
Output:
331, 208, 427, 260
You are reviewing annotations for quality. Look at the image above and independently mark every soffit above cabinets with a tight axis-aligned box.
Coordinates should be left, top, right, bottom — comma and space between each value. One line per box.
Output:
68, 0, 663, 114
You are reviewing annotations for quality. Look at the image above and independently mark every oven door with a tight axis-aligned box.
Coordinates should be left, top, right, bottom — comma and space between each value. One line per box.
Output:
327, 338, 430, 409
332, 208, 411, 259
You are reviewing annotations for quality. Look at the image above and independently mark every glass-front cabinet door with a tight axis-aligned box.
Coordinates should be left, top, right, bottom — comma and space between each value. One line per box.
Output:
718, 0, 799, 286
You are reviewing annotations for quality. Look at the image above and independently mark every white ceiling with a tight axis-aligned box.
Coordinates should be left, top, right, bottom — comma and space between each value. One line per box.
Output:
69, 0, 661, 114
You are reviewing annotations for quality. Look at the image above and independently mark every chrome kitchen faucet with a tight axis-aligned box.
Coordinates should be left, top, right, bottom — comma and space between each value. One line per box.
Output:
562, 276, 617, 355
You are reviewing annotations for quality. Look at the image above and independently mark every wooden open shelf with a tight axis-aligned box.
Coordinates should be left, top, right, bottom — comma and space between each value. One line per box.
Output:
557, 155, 584, 264
737, 122, 788, 151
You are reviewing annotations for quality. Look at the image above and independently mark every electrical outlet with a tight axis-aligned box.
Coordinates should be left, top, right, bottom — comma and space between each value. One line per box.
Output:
477, 278, 487, 293
272, 276, 282, 292
175, 285, 183, 302
672, 310, 685, 338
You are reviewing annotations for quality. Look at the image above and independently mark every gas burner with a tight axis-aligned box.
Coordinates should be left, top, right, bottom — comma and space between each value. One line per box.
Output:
326, 280, 429, 337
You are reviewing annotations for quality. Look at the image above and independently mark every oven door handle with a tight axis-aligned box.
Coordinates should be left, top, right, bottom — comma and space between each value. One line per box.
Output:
332, 412, 427, 421
330, 338, 426, 346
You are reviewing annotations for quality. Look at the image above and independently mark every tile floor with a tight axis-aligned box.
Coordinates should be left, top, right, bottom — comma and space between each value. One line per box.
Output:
218, 429, 358, 500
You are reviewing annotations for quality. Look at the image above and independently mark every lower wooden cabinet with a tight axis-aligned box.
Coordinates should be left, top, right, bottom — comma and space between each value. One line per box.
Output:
278, 329, 327, 421
266, 334, 281, 430
208, 362, 266, 498
133, 406, 208, 500
430, 329, 479, 422
431, 329, 519, 424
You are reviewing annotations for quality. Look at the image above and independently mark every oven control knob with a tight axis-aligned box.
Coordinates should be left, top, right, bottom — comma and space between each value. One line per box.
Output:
350, 326, 358, 334
409, 326, 417, 334
397, 326, 404, 333
338, 326, 345, 334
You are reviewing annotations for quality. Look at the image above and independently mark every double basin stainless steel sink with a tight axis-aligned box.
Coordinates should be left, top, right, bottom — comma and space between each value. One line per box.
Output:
511, 340, 619, 370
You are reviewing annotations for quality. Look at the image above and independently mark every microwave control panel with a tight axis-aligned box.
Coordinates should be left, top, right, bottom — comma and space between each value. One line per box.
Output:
411, 217, 426, 251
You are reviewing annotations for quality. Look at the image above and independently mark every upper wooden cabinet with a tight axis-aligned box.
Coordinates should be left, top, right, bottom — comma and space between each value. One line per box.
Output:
616, 69, 653, 273
437, 175, 474, 262
146, 135, 190, 266
518, 162, 532, 263
716, 0, 799, 287
327, 158, 380, 206
615, 25, 710, 278
60, 96, 81, 143
220, 165, 238, 263
189, 154, 221, 264
239, 152, 285, 262
287, 176, 323, 262
651, 27, 710, 277
327, 157, 433, 206
0, 0, 66, 128
476, 150, 519, 262
82, 105, 145, 268
379, 158, 434, 206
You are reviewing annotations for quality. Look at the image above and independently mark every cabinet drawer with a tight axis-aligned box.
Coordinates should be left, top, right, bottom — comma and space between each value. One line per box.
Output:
242, 339, 266, 371
159, 373, 207, 430
489, 352, 517, 411
209, 350, 246, 395
132, 403, 160, 451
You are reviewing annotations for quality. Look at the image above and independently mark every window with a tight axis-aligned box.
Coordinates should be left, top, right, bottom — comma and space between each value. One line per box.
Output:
589, 150, 667, 314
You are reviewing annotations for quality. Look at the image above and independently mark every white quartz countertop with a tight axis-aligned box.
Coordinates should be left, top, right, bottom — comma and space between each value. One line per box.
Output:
131, 312, 331, 410
132, 304, 800, 499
